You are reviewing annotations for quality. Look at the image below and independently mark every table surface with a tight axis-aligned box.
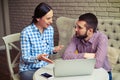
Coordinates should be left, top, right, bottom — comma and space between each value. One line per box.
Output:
33, 63, 109, 80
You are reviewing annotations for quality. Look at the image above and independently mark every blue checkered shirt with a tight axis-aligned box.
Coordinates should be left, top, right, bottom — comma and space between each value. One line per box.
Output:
19, 23, 54, 72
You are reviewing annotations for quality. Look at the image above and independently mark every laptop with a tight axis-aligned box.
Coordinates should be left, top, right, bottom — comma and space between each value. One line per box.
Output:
53, 58, 95, 77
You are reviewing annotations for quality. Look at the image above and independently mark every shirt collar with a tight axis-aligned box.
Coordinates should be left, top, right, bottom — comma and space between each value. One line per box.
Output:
80, 31, 98, 44
31, 23, 49, 32
88, 31, 98, 43
31, 23, 39, 31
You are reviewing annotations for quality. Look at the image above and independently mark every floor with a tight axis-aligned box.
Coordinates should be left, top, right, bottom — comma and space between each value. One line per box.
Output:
0, 49, 18, 80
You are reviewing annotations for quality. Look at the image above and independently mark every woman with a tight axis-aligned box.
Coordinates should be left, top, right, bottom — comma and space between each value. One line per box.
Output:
19, 2, 63, 80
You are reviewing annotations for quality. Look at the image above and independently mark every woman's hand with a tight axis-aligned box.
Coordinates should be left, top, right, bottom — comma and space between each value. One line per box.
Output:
53, 45, 64, 52
37, 54, 54, 63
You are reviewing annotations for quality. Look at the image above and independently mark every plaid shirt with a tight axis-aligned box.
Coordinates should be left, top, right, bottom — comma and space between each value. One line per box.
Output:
19, 23, 54, 72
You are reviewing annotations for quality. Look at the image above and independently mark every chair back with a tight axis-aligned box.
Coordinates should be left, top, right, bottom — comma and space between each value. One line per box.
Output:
2, 33, 20, 80
97, 19, 120, 50
56, 17, 76, 58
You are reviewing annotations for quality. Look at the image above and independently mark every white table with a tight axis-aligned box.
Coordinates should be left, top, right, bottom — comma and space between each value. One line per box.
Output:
33, 64, 109, 80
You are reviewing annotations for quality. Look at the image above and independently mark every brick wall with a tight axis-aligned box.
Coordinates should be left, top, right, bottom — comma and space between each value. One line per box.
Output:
8, 0, 120, 46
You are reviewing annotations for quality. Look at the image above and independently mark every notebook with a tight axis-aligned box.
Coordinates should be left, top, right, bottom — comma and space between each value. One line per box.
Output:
53, 58, 95, 77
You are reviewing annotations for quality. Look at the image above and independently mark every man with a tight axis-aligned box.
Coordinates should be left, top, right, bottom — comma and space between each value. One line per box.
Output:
62, 13, 112, 80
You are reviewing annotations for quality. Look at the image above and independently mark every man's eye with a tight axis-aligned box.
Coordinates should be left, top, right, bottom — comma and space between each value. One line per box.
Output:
74, 26, 82, 29
79, 27, 82, 29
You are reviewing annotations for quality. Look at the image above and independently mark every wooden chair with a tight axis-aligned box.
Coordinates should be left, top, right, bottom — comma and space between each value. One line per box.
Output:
2, 33, 20, 80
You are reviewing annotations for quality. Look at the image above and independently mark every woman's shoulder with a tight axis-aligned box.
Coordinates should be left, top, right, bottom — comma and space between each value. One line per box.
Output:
21, 24, 33, 33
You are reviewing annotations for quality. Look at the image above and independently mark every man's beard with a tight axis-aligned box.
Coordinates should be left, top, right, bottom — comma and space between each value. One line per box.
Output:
75, 30, 88, 39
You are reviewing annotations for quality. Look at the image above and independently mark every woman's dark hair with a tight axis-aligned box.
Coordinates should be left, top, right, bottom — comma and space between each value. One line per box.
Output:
32, 2, 52, 23
79, 13, 98, 32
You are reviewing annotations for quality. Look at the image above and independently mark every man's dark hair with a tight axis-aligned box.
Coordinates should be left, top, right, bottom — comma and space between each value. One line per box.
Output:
79, 13, 98, 32
32, 2, 52, 23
